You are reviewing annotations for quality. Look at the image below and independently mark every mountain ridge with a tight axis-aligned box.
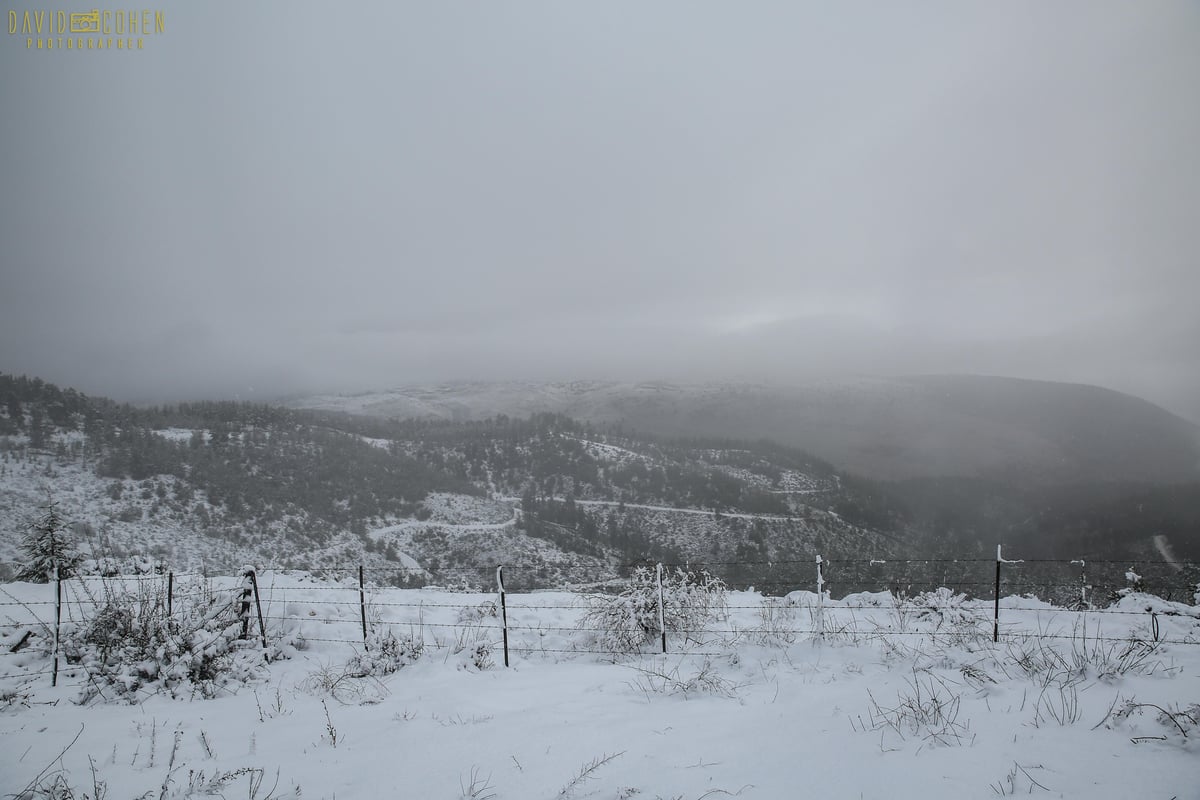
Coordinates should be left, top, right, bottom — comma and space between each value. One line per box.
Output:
289, 375, 1200, 486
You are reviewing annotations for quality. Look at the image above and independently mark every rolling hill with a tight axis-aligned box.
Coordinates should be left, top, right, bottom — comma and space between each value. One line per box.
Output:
291, 376, 1200, 485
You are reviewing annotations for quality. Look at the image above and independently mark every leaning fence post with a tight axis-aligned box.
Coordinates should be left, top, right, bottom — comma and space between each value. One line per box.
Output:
496, 566, 510, 667
248, 568, 269, 658
51, 564, 61, 688
993, 545, 1002, 643
358, 565, 369, 651
656, 562, 667, 654
240, 567, 253, 639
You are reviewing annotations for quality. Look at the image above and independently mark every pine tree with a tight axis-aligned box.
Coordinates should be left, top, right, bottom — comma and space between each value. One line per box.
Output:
15, 499, 80, 583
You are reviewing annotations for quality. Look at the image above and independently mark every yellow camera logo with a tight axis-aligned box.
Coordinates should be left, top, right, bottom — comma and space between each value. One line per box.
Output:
7, 8, 164, 51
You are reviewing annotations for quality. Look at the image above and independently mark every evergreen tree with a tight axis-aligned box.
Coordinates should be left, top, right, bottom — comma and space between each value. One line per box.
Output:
16, 499, 80, 583
28, 406, 49, 450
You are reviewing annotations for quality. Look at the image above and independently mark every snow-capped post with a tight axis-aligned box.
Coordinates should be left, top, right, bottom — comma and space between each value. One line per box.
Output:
1070, 560, 1087, 608
656, 562, 667, 654
358, 565, 369, 651
51, 563, 61, 687
993, 545, 1002, 643
167, 570, 174, 619
248, 567, 269, 658
496, 565, 510, 667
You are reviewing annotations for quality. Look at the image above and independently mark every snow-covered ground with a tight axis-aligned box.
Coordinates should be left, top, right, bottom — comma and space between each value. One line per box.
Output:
1, 574, 1198, 799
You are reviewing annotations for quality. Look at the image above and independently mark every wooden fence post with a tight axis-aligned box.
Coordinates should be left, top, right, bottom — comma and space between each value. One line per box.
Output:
240, 567, 253, 640
248, 568, 269, 659
167, 570, 174, 619
1070, 559, 1087, 608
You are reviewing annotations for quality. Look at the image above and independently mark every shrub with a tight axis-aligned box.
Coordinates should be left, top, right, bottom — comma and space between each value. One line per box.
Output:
61, 577, 265, 702
903, 588, 984, 633
346, 627, 423, 677
580, 566, 727, 656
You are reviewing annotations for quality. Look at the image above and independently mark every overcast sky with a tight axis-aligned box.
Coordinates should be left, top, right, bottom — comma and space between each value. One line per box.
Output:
2, 1, 1198, 421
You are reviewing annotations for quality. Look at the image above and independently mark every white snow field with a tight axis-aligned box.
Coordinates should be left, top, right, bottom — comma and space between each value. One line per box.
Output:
2, 573, 1198, 799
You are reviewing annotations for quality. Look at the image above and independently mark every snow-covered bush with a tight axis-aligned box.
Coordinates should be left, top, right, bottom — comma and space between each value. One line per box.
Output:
903, 588, 983, 632
752, 598, 797, 646
580, 566, 727, 656
1119, 569, 1145, 597
447, 619, 496, 670
346, 627, 423, 677
456, 601, 497, 624
61, 578, 264, 702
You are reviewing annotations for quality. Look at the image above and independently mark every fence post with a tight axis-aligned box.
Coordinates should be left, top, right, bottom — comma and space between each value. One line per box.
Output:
496, 565, 509, 667
656, 562, 667, 654
358, 565, 369, 651
51, 564, 61, 688
248, 568, 269, 658
1070, 559, 1087, 608
816, 555, 825, 633
167, 571, 174, 619
993, 545, 1002, 643
240, 567, 253, 639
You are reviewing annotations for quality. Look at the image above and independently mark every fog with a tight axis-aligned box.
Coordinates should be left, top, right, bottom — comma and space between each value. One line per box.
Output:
2, 1, 1198, 422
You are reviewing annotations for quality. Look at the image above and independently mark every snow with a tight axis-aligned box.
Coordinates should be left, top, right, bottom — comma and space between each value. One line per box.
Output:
565, 436, 654, 466
2, 575, 1198, 799
420, 493, 515, 526
152, 427, 201, 443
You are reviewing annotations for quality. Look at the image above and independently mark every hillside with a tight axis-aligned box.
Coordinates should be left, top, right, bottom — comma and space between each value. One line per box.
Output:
2, 374, 1197, 598
291, 377, 1200, 485
0, 375, 887, 588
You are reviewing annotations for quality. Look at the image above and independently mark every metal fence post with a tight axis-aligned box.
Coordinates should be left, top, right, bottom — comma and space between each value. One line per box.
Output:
358, 565, 369, 650
816, 554, 825, 633
51, 564, 61, 687
656, 563, 667, 654
496, 565, 510, 667
993, 545, 1002, 643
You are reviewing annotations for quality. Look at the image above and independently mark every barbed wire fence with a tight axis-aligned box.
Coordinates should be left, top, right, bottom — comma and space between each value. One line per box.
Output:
1, 550, 1198, 690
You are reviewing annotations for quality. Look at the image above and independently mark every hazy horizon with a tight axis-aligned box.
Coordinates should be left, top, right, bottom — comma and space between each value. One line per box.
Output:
3, 2, 1198, 422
